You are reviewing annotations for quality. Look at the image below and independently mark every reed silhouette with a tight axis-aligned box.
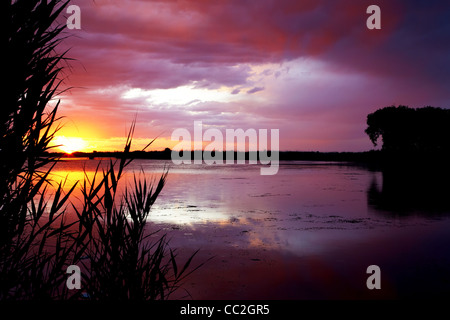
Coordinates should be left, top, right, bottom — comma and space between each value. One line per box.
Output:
1, 0, 202, 300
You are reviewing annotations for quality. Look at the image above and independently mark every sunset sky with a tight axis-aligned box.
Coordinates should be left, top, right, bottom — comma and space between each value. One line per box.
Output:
53, 0, 450, 153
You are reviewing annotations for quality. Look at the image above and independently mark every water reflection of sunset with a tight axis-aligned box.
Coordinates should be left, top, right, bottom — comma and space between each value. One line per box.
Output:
41, 158, 450, 299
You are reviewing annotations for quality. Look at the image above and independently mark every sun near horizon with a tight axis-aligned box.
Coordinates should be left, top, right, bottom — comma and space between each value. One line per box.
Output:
52, 136, 88, 154
51, 133, 179, 154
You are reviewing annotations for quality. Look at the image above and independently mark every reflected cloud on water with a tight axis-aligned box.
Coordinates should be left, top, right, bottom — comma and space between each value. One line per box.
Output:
47, 159, 450, 253
44, 159, 450, 298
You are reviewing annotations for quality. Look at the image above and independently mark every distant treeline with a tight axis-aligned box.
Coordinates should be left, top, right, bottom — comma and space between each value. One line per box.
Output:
47, 148, 450, 170
47, 149, 383, 163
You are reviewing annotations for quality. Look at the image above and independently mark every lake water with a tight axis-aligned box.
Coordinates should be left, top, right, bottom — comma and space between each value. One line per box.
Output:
50, 158, 450, 299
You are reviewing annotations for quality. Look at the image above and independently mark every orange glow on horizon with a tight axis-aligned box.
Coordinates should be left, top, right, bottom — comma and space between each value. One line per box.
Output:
50, 133, 178, 153
52, 136, 88, 154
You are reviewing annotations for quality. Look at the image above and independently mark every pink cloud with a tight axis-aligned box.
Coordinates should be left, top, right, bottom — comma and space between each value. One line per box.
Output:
57, 0, 450, 152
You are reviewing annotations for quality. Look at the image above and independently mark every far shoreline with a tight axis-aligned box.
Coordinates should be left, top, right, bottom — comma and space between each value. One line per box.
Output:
46, 150, 383, 163
45, 149, 450, 172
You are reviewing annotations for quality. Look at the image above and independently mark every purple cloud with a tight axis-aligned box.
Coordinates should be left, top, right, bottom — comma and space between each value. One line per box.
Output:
247, 87, 265, 94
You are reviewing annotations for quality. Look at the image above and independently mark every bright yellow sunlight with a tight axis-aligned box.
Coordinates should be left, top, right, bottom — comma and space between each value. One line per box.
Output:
53, 136, 88, 154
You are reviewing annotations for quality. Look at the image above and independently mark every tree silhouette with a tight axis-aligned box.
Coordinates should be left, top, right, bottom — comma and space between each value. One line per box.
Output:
365, 105, 450, 153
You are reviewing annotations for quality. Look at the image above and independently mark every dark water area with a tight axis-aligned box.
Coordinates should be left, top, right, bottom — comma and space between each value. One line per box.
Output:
49, 159, 450, 299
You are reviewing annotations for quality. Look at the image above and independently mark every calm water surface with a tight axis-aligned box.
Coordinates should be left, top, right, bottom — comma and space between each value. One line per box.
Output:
50, 159, 450, 299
